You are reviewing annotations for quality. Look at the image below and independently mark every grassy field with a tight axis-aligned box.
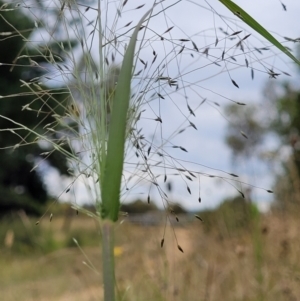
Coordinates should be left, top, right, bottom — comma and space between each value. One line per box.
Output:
1, 206, 300, 301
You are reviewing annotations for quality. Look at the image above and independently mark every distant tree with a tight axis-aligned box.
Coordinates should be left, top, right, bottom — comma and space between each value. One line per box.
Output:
224, 50, 300, 209
0, 1, 76, 215
224, 103, 266, 162
120, 199, 158, 214
264, 80, 300, 210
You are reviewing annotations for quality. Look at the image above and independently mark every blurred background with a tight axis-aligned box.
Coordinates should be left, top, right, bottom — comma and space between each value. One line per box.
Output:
1, 0, 300, 300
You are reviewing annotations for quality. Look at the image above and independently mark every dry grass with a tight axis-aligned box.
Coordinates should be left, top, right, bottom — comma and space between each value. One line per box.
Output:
1, 210, 300, 301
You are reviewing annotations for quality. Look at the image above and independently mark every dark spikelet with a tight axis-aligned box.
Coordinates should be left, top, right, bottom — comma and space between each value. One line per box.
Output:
161, 238, 164, 248
123, 0, 128, 6
185, 175, 193, 181
236, 102, 246, 105
203, 48, 209, 57
163, 26, 174, 34
229, 173, 239, 177
187, 186, 191, 194
267, 190, 273, 193
200, 98, 207, 105
176, 216, 179, 222
187, 104, 195, 116
152, 55, 157, 64
155, 117, 162, 123
179, 39, 190, 42
157, 93, 165, 99
179, 45, 185, 54
195, 215, 203, 221
35, 221, 40, 225
124, 21, 133, 27
177, 245, 184, 253
147, 195, 150, 203
147, 146, 151, 156
231, 79, 239, 88
251, 68, 254, 80
192, 41, 199, 52
153, 50, 156, 55
105, 57, 109, 66
164, 175, 167, 182
230, 56, 236, 62
66, 188, 70, 193
139, 58, 146, 65
215, 37, 219, 46
135, 4, 145, 9
231, 30, 242, 36
245, 58, 249, 67
111, 53, 115, 62
180, 146, 188, 152
198, 197, 201, 203
189, 171, 196, 178
214, 62, 221, 67
242, 34, 251, 41
239, 191, 245, 198
240, 131, 248, 139
222, 50, 225, 60
282, 71, 291, 76
134, 69, 142, 76
189, 121, 197, 130
85, 6, 90, 12
281, 3, 287, 11
254, 47, 262, 54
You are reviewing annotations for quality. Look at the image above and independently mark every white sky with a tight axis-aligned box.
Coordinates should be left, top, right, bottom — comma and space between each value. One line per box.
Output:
42, 0, 300, 212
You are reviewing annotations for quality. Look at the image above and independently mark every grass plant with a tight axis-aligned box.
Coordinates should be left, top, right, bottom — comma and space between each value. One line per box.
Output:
1, 0, 299, 300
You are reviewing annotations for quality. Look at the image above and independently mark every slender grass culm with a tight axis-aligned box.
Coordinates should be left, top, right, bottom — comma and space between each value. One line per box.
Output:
1, 0, 299, 300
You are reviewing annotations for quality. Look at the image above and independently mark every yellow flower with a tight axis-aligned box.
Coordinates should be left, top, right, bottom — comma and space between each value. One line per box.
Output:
114, 246, 123, 257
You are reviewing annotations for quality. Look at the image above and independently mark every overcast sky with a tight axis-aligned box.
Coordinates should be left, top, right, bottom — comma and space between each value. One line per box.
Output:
42, 0, 300, 212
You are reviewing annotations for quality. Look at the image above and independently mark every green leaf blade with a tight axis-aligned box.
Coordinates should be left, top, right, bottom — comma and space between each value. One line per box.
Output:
101, 9, 152, 222
219, 0, 300, 65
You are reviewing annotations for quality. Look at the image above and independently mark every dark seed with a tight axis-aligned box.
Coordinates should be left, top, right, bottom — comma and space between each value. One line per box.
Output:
231, 79, 239, 88
177, 245, 184, 253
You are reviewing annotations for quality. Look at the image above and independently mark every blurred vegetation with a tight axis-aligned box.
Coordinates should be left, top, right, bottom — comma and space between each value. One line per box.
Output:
200, 195, 259, 235
0, 1, 77, 216
1, 201, 299, 301
120, 199, 158, 214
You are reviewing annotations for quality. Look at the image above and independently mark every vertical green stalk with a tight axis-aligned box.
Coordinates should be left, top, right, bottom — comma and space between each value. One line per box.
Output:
102, 220, 115, 301
99, 9, 152, 301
